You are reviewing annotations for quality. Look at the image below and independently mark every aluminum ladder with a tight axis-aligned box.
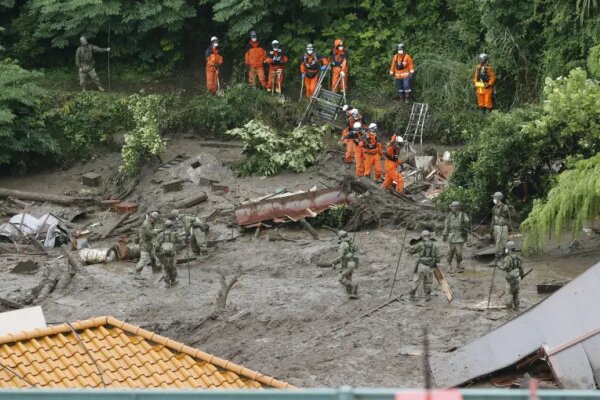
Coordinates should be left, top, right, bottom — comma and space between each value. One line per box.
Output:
299, 65, 346, 129
403, 102, 429, 148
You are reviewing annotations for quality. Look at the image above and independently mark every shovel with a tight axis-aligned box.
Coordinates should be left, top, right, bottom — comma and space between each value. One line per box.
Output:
216, 69, 224, 97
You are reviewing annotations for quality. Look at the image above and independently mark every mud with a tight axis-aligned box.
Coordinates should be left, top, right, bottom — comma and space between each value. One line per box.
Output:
0, 135, 599, 388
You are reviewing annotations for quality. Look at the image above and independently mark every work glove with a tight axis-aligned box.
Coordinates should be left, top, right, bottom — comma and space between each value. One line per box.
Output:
340, 71, 345, 77
106, 47, 111, 52
389, 71, 394, 75
320, 65, 327, 71
301, 73, 306, 78
442, 235, 448, 242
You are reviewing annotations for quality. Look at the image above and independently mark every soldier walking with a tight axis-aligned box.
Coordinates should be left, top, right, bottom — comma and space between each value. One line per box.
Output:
75, 36, 110, 91
170, 209, 209, 255
154, 219, 183, 288
329, 231, 359, 299
135, 211, 161, 275
491, 192, 511, 260
497, 241, 524, 310
407, 230, 440, 301
443, 201, 470, 273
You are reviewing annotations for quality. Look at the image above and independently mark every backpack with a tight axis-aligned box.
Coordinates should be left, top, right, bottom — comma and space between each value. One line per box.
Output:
159, 232, 175, 256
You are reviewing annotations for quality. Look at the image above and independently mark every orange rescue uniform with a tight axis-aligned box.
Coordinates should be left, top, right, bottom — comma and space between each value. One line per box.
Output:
265, 48, 288, 92
341, 112, 362, 163
205, 46, 224, 95
473, 63, 496, 110
245, 41, 267, 88
362, 131, 382, 180
300, 53, 328, 98
330, 39, 348, 93
382, 144, 404, 192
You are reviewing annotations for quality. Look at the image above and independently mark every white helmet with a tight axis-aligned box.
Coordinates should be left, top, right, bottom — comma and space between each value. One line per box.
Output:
210, 36, 218, 43
342, 104, 349, 112
368, 123, 377, 130
351, 108, 359, 117
272, 40, 280, 48
353, 122, 362, 129
395, 135, 405, 143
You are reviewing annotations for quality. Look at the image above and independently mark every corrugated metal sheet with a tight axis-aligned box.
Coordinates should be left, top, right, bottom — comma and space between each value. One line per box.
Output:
430, 261, 600, 389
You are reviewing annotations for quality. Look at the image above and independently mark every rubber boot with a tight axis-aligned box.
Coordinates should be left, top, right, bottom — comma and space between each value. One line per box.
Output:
448, 259, 455, 275
409, 289, 416, 301
425, 292, 432, 302
457, 262, 464, 273
404, 92, 410, 104
349, 284, 359, 299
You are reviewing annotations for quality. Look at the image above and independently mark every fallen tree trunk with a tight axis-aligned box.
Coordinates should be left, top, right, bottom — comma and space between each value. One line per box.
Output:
299, 219, 320, 240
0, 188, 95, 206
175, 192, 208, 209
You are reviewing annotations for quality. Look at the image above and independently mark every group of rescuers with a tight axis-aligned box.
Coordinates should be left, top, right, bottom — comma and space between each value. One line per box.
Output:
74, 33, 496, 112
326, 191, 523, 311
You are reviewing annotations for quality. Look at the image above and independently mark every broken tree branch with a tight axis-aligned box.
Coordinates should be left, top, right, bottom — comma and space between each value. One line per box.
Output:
175, 192, 208, 209
102, 213, 129, 239
0, 188, 95, 206
299, 218, 320, 240
216, 265, 244, 312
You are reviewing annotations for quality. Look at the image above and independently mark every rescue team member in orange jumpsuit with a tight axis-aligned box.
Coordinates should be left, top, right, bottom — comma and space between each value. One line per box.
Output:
345, 122, 365, 177
244, 31, 267, 89
473, 53, 496, 114
382, 136, 405, 193
389, 43, 415, 103
265, 40, 288, 93
330, 39, 348, 93
340, 105, 354, 163
205, 36, 223, 95
300, 43, 329, 98
362, 123, 383, 183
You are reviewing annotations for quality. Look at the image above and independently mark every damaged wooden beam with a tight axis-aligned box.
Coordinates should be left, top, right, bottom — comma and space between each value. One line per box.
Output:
0, 188, 95, 206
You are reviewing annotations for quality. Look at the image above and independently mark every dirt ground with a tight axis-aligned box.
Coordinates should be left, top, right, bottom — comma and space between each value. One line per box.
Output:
0, 135, 599, 388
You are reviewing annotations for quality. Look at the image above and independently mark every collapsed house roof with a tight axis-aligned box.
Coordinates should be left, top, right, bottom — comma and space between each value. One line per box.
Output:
0, 316, 292, 389
430, 261, 600, 389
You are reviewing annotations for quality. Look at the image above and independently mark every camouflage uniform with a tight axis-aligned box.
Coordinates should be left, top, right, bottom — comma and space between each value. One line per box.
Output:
331, 237, 359, 298
407, 240, 440, 301
153, 227, 183, 287
498, 252, 524, 310
443, 211, 470, 272
135, 218, 161, 273
492, 202, 511, 258
178, 214, 209, 255
75, 41, 109, 91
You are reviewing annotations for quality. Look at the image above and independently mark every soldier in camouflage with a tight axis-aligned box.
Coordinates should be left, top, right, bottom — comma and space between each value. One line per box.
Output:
497, 241, 524, 310
75, 36, 110, 91
407, 230, 440, 301
329, 231, 359, 299
170, 209, 209, 255
443, 201, 470, 273
135, 211, 161, 274
491, 192, 511, 260
153, 219, 183, 288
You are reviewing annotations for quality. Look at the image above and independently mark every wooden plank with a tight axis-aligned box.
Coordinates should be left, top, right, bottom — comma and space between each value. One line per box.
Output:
433, 266, 453, 303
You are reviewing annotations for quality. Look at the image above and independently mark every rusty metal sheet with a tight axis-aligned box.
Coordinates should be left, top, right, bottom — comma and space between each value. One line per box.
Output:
430, 262, 600, 389
235, 188, 354, 227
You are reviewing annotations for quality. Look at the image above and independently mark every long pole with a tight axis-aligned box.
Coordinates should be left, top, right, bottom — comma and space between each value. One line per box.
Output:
389, 227, 409, 299
107, 22, 111, 93
486, 263, 497, 309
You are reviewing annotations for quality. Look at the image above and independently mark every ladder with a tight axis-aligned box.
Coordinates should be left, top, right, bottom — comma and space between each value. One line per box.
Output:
404, 102, 429, 148
299, 66, 346, 129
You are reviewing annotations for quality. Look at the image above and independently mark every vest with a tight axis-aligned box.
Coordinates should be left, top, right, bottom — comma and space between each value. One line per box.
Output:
477, 65, 491, 82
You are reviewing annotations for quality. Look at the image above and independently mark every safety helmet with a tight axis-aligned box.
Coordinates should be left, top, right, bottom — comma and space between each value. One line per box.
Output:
250, 31, 257, 39
210, 36, 218, 43
506, 241, 516, 250
306, 43, 314, 51
149, 211, 159, 220
338, 230, 348, 238
272, 40, 280, 48
169, 209, 179, 219
165, 219, 174, 228
353, 122, 362, 129
395, 135, 405, 143
421, 230, 431, 238
492, 192, 504, 199
397, 43, 405, 51
368, 123, 378, 131
479, 53, 488, 62
79, 36, 88, 45
450, 201, 461, 209
342, 104, 349, 112
351, 108, 359, 118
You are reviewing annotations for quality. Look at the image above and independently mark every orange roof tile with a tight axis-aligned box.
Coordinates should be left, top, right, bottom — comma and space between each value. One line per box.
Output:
0, 316, 293, 390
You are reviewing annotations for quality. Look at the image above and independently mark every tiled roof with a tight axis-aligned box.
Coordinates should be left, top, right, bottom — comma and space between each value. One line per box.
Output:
0, 316, 292, 389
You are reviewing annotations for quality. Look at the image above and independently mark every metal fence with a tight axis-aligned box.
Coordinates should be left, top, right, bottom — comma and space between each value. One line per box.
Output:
0, 387, 599, 400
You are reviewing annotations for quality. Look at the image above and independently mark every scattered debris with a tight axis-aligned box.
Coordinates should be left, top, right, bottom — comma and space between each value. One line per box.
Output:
10, 260, 39, 274
0, 187, 95, 206
115, 202, 138, 214
537, 281, 566, 293
162, 179, 184, 193
82, 172, 101, 187
174, 192, 208, 209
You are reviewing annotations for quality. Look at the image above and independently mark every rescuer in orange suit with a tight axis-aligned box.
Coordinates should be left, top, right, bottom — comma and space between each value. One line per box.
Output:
362, 123, 383, 182
473, 53, 496, 113
345, 121, 365, 177
382, 136, 405, 193
330, 39, 348, 93
205, 36, 223, 95
265, 40, 288, 93
389, 43, 415, 103
244, 31, 267, 89
300, 43, 329, 97
340, 107, 363, 163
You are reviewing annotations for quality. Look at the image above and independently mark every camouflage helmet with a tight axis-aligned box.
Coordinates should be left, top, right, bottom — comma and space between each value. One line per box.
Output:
506, 241, 516, 250
450, 201, 461, 209
149, 211, 159, 220
421, 230, 431, 238
169, 209, 180, 219
492, 191, 504, 199
165, 219, 174, 228
338, 230, 348, 238
79, 36, 88, 45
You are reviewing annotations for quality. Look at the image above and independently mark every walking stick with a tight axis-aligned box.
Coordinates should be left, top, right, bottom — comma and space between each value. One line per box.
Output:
341, 73, 347, 103
486, 262, 497, 309
389, 227, 409, 299
271, 71, 275, 95
107, 22, 111, 93
186, 228, 192, 285
299, 74, 304, 101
